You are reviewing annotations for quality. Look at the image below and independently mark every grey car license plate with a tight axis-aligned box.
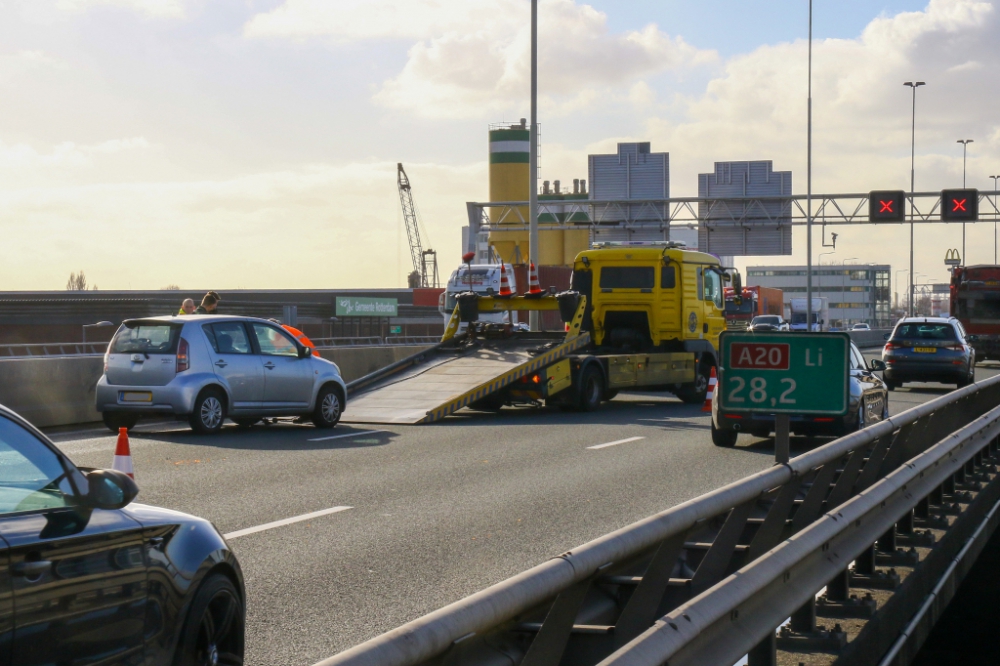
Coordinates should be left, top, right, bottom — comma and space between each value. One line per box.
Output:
120, 391, 152, 403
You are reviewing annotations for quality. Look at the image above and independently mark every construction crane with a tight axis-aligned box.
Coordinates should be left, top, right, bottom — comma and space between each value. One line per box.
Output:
397, 163, 439, 289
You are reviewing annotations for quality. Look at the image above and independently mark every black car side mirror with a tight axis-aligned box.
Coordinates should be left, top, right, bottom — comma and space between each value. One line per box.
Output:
869, 359, 887, 372
85, 469, 138, 510
298, 345, 313, 359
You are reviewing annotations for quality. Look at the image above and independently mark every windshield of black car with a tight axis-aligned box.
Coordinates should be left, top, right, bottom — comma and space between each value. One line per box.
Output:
111, 323, 180, 354
0, 417, 75, 513
892, 323, 957, 341
752, 316, 780, 326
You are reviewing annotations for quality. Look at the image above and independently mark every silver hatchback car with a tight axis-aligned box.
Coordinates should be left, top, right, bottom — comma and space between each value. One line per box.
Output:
96, 315, 347, 434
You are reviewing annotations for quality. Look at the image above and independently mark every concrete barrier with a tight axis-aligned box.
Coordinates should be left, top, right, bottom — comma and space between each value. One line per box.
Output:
0, 345, 434, 429
847, 329, 891, 349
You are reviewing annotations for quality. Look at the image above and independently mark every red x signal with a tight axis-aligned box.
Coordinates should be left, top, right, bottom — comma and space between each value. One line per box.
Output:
879, 200, 894, 213
952, 198, 967, 212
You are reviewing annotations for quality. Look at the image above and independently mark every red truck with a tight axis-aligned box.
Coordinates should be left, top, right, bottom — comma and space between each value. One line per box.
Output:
951, 265, 1000, 360
724, 285, 784, 330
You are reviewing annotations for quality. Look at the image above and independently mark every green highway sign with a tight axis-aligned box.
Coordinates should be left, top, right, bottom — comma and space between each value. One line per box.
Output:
718, 332, 850, 416
335, 297, 398, 317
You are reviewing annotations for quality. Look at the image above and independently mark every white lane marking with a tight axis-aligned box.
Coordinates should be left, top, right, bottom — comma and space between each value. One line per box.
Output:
308, 429, 387, 442
587, 436, 646, 450
224, 506, 353, 540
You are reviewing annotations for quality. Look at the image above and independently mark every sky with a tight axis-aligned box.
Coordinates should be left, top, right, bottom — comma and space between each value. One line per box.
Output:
0, 0, 996, 292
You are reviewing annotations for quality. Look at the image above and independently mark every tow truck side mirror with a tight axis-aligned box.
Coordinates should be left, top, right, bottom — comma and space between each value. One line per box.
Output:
732, 272, 743, 295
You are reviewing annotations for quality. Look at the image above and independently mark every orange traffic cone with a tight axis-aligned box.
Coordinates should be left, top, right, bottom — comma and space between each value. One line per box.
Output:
497, 262, 514, 298
524, 262, 544, 298
112, 427, 135, 479
702, 367, 718, 413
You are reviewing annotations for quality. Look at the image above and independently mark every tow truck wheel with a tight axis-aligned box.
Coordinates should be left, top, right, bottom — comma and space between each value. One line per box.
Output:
576, 366, 604, 412
711, 421, 738, 447
676, 364, 711, 404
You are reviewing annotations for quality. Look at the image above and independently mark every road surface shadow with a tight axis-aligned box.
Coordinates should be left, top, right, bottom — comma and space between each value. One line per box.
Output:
131, 424, 398, 451
443, 398, 709, 428
743, 434, 833, 457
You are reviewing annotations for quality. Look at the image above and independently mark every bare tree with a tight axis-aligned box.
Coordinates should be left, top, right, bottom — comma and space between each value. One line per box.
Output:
160, 284, 181, 290
66, 271, 88, 291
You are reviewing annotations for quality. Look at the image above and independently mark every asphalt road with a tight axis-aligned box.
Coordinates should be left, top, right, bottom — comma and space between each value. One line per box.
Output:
44, 357, 1000, 666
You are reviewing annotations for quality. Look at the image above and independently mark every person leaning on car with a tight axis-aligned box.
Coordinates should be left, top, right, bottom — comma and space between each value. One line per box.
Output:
194, 291, 221, 314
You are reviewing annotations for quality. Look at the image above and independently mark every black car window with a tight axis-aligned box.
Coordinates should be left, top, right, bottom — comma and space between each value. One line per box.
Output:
0, 417, 74, 514
893, 323, 957, 341
850, 345, 866, 370
205, 322, 252, 354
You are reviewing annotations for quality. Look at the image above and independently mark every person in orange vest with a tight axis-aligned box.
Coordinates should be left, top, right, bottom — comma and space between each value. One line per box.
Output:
269, 319, 320, 357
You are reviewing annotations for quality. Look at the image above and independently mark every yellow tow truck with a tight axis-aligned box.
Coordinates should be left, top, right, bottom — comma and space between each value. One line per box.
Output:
341, 242, 728, 424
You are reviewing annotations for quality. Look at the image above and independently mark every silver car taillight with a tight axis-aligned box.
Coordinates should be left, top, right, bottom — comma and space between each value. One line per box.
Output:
176, 337, 190, 373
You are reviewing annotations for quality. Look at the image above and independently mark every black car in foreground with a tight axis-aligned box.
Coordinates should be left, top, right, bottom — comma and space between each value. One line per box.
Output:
0, 403, 244, 665
711, 341, 889, 446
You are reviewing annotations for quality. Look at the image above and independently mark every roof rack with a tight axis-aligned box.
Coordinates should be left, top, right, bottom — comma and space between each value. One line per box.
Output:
591, 241, 688, 249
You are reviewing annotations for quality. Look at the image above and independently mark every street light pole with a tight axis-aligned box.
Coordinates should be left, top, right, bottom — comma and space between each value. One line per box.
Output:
990, 175, 1000, 264
528, 0, 539, 331
957, 139, 973, 262
806, 0, 814, 333
841, 257, 857, 326
904, 81, 925, 317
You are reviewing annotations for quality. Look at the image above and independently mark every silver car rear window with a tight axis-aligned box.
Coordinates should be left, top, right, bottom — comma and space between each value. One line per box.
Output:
110, 323, 180, 354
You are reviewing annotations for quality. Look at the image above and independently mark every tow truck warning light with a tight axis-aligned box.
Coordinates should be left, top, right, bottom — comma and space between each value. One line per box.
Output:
941, 189, 978, 221
868, 190, 906, 222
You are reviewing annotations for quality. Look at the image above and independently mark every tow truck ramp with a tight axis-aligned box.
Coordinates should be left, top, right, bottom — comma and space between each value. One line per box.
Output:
342, 332, 591, 425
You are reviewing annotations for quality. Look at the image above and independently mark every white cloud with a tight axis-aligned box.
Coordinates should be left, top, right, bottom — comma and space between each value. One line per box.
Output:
0, 137, 150, 170
246, 0, 718, 119
56, 0, 186, 19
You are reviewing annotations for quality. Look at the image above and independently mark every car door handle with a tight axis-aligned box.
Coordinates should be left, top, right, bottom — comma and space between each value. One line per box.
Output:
13, 560, 51, 577
263, 362, 276, 370
215, 360, 228, 368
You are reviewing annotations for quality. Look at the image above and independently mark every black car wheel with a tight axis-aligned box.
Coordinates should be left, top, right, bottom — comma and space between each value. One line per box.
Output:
102, 411, 140, 433
190, 389, 226, 434
312, 385, 343, 428
885, 380, 896, 391
575, 366, 604, 412
711, 421, 738, 447
173, 573, 244, 666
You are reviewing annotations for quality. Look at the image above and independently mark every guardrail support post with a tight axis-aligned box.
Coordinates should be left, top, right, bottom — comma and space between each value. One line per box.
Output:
942, 474, 956, 496
747, 631, 777, 666
855, 544, 876, 575
877, 525, 897, 552
827, 568, 850, 602
930, 484, 944, 506
897, 508, 914, 535
790, 597, 817, 633
914, 496, 930, 520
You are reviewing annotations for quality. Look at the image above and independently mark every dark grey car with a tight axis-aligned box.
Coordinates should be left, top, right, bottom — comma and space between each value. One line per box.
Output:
711, 342, 889, 446
0, 403, 244, 664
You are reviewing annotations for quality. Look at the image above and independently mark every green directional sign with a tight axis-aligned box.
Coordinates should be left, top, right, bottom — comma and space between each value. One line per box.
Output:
335, 297, 398, 317
719, 331, 850, 416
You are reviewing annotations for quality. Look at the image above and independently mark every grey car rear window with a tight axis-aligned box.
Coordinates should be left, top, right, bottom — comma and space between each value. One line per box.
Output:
111, 323, 180, 354
204, 322, 252, 354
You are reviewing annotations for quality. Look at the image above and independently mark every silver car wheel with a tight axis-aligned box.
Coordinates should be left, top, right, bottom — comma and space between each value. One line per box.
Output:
201, 397, 223, 430
321, 393, 341, 423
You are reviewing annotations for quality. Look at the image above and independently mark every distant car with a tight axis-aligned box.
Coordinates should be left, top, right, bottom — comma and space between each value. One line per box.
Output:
852, 323, 871, 331
881, 317, 977, 390
0, 403, 244, 663
748, 315, 790, 332
711, 341, 889, 446
96, 315, 348, 434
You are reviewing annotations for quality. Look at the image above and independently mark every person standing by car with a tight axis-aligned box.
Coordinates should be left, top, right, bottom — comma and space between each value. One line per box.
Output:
195, 291, 221, 314
178, 298, 196, 315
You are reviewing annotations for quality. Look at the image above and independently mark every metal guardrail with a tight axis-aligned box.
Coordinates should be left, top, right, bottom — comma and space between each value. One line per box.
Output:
0, 336, 440, 358
311, 336, 441, 348
316, 375, 1000, 666
0, 342, 108, 358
